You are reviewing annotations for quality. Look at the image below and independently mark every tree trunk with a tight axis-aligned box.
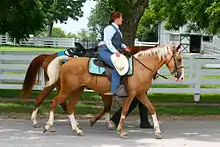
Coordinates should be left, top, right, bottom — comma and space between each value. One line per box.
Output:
47, 22, 53, 37
120, 1, 148, 46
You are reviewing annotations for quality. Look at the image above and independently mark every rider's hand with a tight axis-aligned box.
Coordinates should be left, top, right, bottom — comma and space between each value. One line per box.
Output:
116, 51, 120, 57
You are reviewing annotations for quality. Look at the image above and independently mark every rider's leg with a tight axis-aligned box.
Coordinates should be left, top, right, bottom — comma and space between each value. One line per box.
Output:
98, 46, 120, 95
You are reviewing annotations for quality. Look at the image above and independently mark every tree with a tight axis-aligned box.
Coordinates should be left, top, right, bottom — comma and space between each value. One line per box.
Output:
0, 0, 45, 42
150, 0, 220, 35
43, 0, 86, 37
77, 28, 90, 40
0, 0, 86, 41
136, 9, 159, 42
52, 27, 66, 38
66, 32, 78, 38
88, 0, 149, 46
89, 0, 220, 45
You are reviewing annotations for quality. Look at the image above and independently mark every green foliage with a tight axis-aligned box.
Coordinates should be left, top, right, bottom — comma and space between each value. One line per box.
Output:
65, 32, 78, 38
77, 29, 90, 40
42, 0, 86, 24
88, 0, 148, 45
136, 9, 159, 42
88, 0, 113, 36
77, 28, 97, 41
150, 0, 220, 34
0, 0, 45, 42
0, 0, 86, 42
88, 0, 148, 35
52, 27, 65, 38
89, 0, 220, 42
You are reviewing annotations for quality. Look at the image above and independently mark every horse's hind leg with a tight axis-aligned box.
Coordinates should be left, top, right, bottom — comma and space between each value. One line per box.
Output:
90, 95, 114, 129
31, 85, 54, 128
136, 93, 162, 139
66, 88, 84, 135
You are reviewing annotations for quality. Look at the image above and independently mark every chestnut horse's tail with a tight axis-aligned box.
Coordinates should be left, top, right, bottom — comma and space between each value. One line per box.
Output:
20, 54, 51, 100
45, 56, 69, 87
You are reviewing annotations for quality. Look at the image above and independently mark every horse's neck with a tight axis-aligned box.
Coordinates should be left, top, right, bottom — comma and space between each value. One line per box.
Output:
135, 55, 165, 73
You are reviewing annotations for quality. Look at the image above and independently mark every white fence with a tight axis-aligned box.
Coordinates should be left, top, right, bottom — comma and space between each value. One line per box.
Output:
0, 35, 159, 49
203, 36, 220, 55
0, 51, 220, 101
0, 35, 97, 49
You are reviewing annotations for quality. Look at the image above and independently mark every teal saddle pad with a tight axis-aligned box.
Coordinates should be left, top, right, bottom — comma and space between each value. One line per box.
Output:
57, 51, 68, 63
88, 57, 133, 76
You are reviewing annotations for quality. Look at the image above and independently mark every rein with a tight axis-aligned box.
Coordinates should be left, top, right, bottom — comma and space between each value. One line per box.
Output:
132, 55, 168, 79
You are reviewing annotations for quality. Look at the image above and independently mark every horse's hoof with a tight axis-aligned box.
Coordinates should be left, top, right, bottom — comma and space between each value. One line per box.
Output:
33, 123, 40, 128
49, 127, 56, 132
107, 122, 115, 130
120, 132, 128, 139
89, 117, 96, 127
72, 129, 84, 136
73, 130, 84, 136
42, 128, 48, 133
76, 131, 84, 136
155, 132, 162, 139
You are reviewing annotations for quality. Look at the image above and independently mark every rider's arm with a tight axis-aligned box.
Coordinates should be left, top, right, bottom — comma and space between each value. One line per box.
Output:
103, 26, 118, 53
121, 43, 127, 49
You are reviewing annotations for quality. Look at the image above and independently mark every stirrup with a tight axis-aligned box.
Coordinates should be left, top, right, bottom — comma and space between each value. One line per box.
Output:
104, 92, 115, 96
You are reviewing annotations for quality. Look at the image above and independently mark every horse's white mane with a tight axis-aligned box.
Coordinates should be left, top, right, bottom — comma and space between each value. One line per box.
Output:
134, 46, 172, 60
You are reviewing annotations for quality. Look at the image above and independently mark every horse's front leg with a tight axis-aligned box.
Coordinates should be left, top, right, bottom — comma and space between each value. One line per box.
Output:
136, 92, 162, 139
117, 96, 134, 139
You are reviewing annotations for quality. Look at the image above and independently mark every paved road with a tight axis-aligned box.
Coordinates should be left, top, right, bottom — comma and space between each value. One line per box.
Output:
0, 118, 220, 147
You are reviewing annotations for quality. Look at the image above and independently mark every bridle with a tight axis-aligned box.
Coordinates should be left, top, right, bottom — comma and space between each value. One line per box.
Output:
166, 46, 184, 76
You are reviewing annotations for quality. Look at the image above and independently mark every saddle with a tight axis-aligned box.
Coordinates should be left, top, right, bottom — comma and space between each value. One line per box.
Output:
89, 54, 132, 97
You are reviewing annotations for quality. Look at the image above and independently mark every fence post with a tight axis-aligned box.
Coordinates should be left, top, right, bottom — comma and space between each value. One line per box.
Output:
0, 51, 3, 84
193, 56, 201, 101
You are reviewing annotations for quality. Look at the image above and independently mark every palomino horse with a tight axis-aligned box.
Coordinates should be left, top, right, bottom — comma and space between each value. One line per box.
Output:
20, 43, 156, 129
42, 44, 184, 138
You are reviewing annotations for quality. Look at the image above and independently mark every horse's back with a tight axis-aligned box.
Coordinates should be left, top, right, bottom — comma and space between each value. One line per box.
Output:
61, 57, 90, 74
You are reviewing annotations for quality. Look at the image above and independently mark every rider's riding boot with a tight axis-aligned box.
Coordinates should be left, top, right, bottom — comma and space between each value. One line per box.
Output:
138, 102, 154, 129
110, 98, 138, 127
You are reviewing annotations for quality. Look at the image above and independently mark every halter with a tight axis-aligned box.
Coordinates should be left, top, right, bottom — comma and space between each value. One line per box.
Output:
132, 46, 184, 79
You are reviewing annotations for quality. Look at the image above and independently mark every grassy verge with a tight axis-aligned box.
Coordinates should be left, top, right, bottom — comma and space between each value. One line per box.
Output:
0, 100, 101, 115
0, 45, 63, 52
1, 89, 219, 103
0, 100, 220, 117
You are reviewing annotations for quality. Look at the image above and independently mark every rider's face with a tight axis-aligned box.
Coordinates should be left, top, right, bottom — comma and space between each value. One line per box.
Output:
115, 16, 123, 25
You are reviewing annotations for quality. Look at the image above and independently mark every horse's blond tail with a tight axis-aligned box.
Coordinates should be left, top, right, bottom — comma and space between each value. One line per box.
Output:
45, 56, 69, 87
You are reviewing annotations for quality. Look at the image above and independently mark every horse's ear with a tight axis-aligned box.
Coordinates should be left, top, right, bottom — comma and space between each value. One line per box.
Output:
175, 44, 181, 51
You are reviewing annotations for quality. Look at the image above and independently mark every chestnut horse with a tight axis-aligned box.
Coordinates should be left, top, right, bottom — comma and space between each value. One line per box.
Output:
20, 44, 156, 129
42, 44, 184, 138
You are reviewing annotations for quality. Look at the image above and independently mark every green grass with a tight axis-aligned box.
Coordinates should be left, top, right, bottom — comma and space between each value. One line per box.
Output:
0, 45, 64, 52
0, 100, 101, 115
0, 89, 101, 101
155, 105, 220, 116
1, 89, 220, 103
201, 76, 220, 79
0, 100, 219, 116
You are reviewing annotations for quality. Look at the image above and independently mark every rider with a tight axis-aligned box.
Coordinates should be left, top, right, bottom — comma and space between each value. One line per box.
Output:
98, 11, 130, 96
